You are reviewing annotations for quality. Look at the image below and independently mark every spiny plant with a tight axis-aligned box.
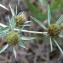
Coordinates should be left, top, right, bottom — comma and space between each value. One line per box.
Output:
9, 4, 31, 28
0, 4, 36, 58
30, 5, 63, 54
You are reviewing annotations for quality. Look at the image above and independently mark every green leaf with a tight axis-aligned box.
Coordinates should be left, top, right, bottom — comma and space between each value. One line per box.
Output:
21, 36, 36, 40
56, 15, 63, 25
48, 5, 51, 26
19, 40, 27, 49
30, 16, 47, 30
0, 30, 9, 38
9, 4, 15, 16
53, 38, 63, 54
0, 4, 9, 10
13, 47, 16, 58
49, 38, 53, 52
0, 44, 9, 53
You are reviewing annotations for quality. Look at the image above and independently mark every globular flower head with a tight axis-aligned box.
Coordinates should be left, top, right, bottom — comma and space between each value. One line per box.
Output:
15, 13, 26, 27
6, 31, 19, 46
47, 24, 60, 37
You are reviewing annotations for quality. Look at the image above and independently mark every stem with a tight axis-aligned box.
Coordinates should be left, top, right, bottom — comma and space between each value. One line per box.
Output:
15, 28, 47, 34
0, 23, 47, 35
21, 30, 47, 34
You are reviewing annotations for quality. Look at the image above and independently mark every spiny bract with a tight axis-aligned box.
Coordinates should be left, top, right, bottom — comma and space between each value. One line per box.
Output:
6, 31, 19, 46
47, 24, 60, 37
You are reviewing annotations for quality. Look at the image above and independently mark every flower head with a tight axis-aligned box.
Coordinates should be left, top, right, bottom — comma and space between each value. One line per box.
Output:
6, 31, 19, 46
47, 24, 60, 37
15, 13, 26, 27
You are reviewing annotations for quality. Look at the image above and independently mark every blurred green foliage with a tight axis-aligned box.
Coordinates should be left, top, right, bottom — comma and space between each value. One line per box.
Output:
25, 0, 63, 20
50, 0, 63, 12
25, 0, 47, 20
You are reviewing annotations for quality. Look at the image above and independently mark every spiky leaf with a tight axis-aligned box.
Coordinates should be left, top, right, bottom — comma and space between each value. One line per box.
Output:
30, 16, 46, 29
0, 27, 8, 32
50, 38, 53, 52
18, 0, 20, 5
19, 40, 27, 49
48, 5, 51, 26
58, 34, 63, 38
9, 4, 15, 16
0, 30, 9, 38
0, 44, 9, 53
16, 6, 17, 15
13, 47, 16, 58
53, 39, 63, 54
0, 4, 9, 10
56, 15, 63, 25
9, 16, 15, 31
